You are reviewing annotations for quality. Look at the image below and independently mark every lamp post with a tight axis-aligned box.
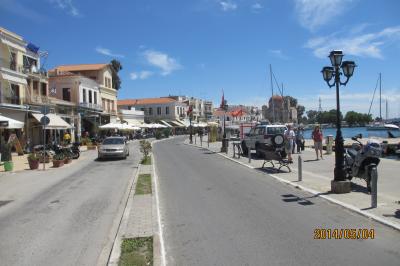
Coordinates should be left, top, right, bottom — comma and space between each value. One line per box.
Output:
321, 50, 356, 193
188, 105, 193, 144
220, 100, 228, 152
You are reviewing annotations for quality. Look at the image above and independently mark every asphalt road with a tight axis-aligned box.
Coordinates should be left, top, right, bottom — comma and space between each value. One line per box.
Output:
154, 137, 400, 266
0, 141, 140, 266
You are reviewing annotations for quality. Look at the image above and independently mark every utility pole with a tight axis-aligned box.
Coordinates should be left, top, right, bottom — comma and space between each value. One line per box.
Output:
379, 73, 382, 120
270, 64, 275, 123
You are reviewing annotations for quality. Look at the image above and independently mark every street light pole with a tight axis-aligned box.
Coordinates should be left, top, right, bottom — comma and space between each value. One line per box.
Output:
321, 50, 356, 193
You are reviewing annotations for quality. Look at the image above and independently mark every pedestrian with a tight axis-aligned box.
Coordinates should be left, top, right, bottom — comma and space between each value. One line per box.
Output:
296, 127, 304, 153
284, 124, 295, 163
312, 125, 323, 160
63, 131, 71, 145
292, 128, 297, 154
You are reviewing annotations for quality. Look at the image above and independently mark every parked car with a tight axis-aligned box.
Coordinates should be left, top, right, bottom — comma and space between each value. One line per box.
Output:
98, 137, 129, 160
241, 124, 287, 157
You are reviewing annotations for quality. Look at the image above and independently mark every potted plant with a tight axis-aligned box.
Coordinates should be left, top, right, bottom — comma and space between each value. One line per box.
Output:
38, 152, 50, 163
1, 143, 13, 172
52, 153, 64, 168
63, 151, 72, 164
27, 153, 40, 170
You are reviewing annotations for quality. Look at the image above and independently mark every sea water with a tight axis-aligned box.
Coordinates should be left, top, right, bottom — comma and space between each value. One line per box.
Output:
303, 127, 400, 139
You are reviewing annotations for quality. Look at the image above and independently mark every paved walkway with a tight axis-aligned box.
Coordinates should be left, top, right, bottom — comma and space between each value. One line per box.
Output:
187, 135, 400, 229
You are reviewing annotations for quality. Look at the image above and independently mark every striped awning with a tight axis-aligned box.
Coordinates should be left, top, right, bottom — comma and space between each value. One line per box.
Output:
160, 120, 173, 127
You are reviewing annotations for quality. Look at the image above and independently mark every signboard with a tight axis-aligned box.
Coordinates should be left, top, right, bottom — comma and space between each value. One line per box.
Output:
0, 121, 9, 127
40, 115, 50, 126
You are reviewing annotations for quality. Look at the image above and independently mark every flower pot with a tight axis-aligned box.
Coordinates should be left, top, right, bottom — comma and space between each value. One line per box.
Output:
52, 160, 64, 168
64, 158, 72, 164
39, 157, 50, 163
4, 161, 13, 171
28, 159, 39, 170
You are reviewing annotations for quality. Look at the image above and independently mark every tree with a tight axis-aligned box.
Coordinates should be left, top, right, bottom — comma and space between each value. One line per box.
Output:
306, 110, 319, 124
110, 59, 122, 90
284, 96, 298, 107
345, 111, 373, 126
296, 105, 305, 121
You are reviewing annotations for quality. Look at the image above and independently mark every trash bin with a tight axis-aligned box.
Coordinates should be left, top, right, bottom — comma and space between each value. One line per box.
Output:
326, 135, 334, 154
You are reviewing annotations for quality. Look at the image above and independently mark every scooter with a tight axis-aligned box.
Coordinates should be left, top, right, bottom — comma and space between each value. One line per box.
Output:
70, 142, 80, 159
344, 134, 381, 192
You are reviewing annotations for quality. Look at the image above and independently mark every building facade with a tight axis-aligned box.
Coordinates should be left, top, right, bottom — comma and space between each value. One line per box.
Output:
118, 98, 187, 124
263, 95, 298, 124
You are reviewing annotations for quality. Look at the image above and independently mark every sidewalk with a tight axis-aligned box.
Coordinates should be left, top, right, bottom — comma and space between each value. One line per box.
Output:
186, 135, 400, 230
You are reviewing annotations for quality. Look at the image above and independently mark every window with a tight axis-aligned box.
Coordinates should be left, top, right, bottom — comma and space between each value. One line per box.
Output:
104, 77, 107, 87
102, 98, 106, 108
41, 83, 47, 96
10, 84, 20, 104
140, 108, 145, 111
166, 106, 169, 115
149, 107, 153, 115
111, 101, 114, 111
10, 52, 16, 71
267, 127, 286, 135
89, 90, 92, 103
94, 91, 97, 104
82, 89, 87, 103
157, 107, 161, 115
255, 127, 265, 135
62, 88, 71, 101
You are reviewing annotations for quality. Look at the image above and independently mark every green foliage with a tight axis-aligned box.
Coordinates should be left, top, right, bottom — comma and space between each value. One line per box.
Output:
155, 130, 162, 140
110, 59, 122, 90
119, 237, 153, 266
139, 140, 152, 159
140, 156, 152, 165
345, 111, 372, 126
296, 105, 305, 121
163, 128, 170, 138
53, 153, 64, 161
0, 142, 12, 162
135, 174, 152, 195
315, 109, 343, 124
28, 153, 39, 161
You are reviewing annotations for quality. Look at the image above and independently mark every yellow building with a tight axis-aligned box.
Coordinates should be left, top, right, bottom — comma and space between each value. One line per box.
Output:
49, 64, 118, 124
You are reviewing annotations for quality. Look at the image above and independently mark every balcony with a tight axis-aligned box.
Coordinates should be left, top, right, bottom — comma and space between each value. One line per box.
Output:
23, 65, 48, 79
0, 95, 25, 106
28, 95, 51, 105
79, 102, 103, 111
0, 59, 24, 73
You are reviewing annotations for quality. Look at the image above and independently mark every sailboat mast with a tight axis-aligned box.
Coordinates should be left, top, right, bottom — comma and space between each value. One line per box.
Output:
270, 64, 275, 123
379, 72, 382, 120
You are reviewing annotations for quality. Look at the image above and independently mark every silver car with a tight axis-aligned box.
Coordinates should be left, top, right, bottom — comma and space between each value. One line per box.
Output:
98, 137, 129, 160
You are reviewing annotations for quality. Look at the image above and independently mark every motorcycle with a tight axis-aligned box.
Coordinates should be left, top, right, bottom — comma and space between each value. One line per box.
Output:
70, 142, 80, 159
344, 134, 381, 192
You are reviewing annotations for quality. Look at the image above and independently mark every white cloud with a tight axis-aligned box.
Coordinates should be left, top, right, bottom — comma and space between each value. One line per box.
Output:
49, 0, 80, 17
305, 26, 400, 59
294, 0, 353, 31
219, 1, 237, 12
251, 3, 263, 12
95, 46, 124, 58
268, 49, 289, 60
130, 71, 153, 80
143, 49, 182, 76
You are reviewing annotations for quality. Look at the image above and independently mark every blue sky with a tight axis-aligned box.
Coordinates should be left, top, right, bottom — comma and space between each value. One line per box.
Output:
1, 0, 400, 118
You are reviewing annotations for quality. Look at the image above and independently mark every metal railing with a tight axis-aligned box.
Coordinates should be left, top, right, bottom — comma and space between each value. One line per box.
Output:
79, 102, 103, 110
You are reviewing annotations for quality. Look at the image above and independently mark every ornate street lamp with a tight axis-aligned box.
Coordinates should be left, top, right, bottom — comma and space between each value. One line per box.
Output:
220, 99, 228, 152
321, 50, 356, 193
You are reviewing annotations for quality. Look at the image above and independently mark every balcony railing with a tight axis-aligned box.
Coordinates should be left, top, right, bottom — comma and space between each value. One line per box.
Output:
79, 102, 103, 110
0, 96, 24, 105
29, 95, 50, 104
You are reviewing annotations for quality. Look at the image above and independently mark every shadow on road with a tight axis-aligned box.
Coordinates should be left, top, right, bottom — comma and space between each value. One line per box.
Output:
281, 193, 315, 206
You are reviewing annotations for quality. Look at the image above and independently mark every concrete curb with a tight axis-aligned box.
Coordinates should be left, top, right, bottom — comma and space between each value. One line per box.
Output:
152, 142, 167, 266
106, 164, 141, 266
184, 141, 400, 232
97, 141, 140, 266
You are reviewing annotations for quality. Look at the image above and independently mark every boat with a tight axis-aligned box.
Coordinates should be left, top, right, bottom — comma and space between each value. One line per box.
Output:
366, 73, 399, 131
366, 122, 399, 130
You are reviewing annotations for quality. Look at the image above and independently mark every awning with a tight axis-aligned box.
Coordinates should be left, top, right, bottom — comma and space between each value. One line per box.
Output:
160, 120, 173, 128
168, 120, 185, 127
0, 73, 27, 85
32, 113, 73, 129
123, 118, 144, 126
175, 120, 187, 127
0, 114, 24, 129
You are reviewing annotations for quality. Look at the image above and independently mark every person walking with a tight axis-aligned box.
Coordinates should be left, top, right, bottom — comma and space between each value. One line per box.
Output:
312, 125, 323, 160
292, 128, 297, 154
296, 127, 304, 154
284, 124, 295, 163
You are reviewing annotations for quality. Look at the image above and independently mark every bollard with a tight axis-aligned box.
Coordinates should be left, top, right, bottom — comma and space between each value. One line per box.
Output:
195, 136, 196, 145
298, 156, 302, 181
371, 167, 378, 208
248, 149, 251, 163
200, 136, 203, 147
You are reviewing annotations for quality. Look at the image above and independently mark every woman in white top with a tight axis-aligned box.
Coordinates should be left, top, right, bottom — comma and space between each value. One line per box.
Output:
284, 124, 295, 163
